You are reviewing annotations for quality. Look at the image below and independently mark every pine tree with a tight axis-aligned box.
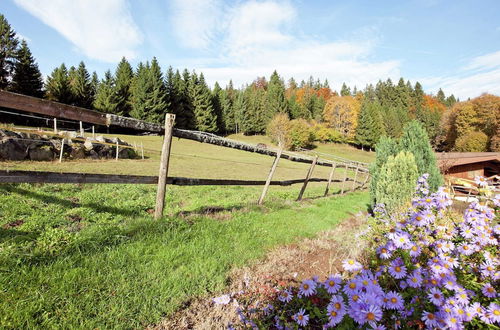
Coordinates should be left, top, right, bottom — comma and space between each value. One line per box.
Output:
129, 62, 149, 120
0, 14, 19, 89
45, 63, 72, 104
399, 120, 443, 191
89, 72, 99, 106
356, 101, 385, 149
437, 88, 446, 103
179, 69, 196, 129
232, 89, 247, 134
70, 61, 93, 108
93, 70, 118, 113
191, 72, 217, 132
221, 80, 236, 133
114, 57, 133, 116
445, 94, 457, 107
266, 70, 288, 120
145, 57, 168, 123
340, 82, 351, 96
11, 40, 43, 97
212, 81, 224, 133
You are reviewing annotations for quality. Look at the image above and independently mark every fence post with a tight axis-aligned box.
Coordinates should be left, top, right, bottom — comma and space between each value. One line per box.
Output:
154, 113, 176, 219
80, 121, 84, 136
141, 142, 144, 160
59, 138, 65, 163
115, 140, 119, 161
341, 163, 348, 194
360, 171, 370, 189
92, 126, 95, 139
53, 118, 57, 134
258, 147, 283, 205
352, 164, 359, 191
324, 162, 337, 196
297, 155, 318, 201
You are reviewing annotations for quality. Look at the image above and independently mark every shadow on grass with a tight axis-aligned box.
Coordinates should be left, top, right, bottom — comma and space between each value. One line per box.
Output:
0, 185, 143, 217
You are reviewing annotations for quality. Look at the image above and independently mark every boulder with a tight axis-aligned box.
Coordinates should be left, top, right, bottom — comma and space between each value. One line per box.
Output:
70, 145, 86, 159
88, 150, 99, 159
0, 138, 27, 160
84, 138, 94, 151
29, 146, 54, 161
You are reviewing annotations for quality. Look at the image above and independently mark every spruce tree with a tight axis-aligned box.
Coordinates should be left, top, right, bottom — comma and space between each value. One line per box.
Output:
89, 72, 99, 106
146, 57, 168, 123
232, 89, 247, 134
0, 14, 19, 89
356, 101, 384, 149
179, 69, 196, 129
11, 40, 43, 97
266, 70, 288, 121
114, 57, 133, 116
437, 88, 446, 103
399, 120, 443, 191
369, 136, 399, 204
70, 61, 93, 108
191, 72, 217, 132
340, 82, 351, 96
129, 62, 149, 120
45, 63, 72, 104
93, 70, 118, 113
221, 80, 236, 133
212, 81, 224, 133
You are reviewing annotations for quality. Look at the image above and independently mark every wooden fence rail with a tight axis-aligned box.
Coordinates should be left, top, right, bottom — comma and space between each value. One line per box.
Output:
0, 170, 366, 187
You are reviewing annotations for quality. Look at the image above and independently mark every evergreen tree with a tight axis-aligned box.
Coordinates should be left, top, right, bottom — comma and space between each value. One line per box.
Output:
356, 101, 385, 149
89, 72, 99, 105
395, 77, 410, 109
70, 61, 93, 108
93, 70, 118, 113
178, 69, 196, 129
129, 62, 149, 120
146, 57, 168, 123
399, 120, 443, 191
437, 88, 446, 103
323, 79, 330, 89
212, 81, 224, 132
191, 72, 217, 132
11, 40, 43, 97
0, 14, 18, 89
45, 63, 72, 103
266, 70, 288, 120
445, 94, 457, 107
370, 136, 399, 204
232, 89, 247, 134
340, 82, 351, 96
114, 57, 133, 116
221, 80, 236, 133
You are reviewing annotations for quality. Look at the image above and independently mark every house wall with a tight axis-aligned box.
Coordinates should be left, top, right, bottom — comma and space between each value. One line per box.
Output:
447, 163, 485, 179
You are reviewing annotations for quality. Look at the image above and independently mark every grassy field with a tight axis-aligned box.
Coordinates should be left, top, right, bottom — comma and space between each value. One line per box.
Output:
0, 182, 369, 328
0, 129, 371, 328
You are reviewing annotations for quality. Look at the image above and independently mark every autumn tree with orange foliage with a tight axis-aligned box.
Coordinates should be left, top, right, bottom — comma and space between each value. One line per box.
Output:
322, 95, 361, 139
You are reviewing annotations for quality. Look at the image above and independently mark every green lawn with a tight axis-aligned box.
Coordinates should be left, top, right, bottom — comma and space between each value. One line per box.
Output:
0, 182, 369, 328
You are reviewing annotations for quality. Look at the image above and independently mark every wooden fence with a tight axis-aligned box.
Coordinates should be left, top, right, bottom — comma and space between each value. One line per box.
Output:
0, 90, 370, 218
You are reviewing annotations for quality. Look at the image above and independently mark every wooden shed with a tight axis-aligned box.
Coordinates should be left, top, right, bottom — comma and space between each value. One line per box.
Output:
436, 152, 500, 179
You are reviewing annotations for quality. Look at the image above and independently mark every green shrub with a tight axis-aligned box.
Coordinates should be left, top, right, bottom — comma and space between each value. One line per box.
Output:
399, 120, 443, 191
312, 123, 344, 143
288, 119, 314, 150
374, 151, 418, 213
455, 130, 489, 152
369, 136, 399, 204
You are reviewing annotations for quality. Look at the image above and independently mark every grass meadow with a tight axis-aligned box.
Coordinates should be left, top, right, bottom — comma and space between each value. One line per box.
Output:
0, 131, 371, 328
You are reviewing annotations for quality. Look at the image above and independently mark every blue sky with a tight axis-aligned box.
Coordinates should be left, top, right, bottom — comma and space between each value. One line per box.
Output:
1, 0, 499, 99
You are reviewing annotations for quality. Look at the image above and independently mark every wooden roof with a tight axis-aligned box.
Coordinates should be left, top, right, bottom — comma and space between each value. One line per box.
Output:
436, 152, 500, 167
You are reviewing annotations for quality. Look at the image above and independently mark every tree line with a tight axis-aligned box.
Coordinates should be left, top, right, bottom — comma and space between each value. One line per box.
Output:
1, 13, 498, 152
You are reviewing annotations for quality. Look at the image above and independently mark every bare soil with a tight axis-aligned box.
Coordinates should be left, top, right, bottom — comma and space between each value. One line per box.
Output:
153, 211, 369, 330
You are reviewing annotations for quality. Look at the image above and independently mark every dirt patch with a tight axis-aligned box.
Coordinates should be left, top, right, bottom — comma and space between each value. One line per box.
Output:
152, 212, 370, 329
3, 219, 24, 229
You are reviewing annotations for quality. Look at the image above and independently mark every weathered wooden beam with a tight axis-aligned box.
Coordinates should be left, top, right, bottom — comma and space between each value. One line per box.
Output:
155, 114, 176, 219
0, 170, 335, 186
324, 162, 337, 196
258, 147, 283, 205
297, 155, 318, 201
0, 90, 108, 125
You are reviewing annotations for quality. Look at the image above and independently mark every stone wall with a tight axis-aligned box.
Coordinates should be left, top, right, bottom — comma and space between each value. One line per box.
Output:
0, 129, 137, 161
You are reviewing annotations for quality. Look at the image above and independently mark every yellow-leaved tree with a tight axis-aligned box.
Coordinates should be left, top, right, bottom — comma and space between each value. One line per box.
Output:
322, 95, 360, 140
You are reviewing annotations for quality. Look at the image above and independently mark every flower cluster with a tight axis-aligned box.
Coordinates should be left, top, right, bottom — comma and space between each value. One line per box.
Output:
235, 175, 499, 329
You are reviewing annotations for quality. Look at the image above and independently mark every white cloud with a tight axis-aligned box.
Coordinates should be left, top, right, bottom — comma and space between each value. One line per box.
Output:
170, 0, 223, 49
420, 50, 500, 99
16, 33, 31, 42
169, 0, 400, 90
14, 0, 142, 62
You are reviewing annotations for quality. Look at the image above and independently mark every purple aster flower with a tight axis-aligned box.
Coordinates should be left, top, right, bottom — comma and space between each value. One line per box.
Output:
298, 279, 316, 297
422, 311, 439, 328
388, 260, 407, 279
358, 304, 383, 326
482, 283, 497, 298
457, 243, 475, 256
278, 288, 293, 303
487, 303, 500, 323
327, 297, 346, 325
407, 270, 423, 288
384, 291, 404, 310
377, 245, 392, 259
370, 324, 386, 330
293, 308, 309, 327
392, 232, 411, 248
323, 274, 342, 294
428, 287, 444, 306
212, 294, 231, 305
493, 194, 500, 207
481, 262, 496, 277
344, 279, 360, 295
342, 258, 363, 272
460, 225, 474, 239
409, 244, 421, 257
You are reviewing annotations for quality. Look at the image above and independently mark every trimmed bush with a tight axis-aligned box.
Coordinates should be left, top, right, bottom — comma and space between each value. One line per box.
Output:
288, 119, 314, 150
369, 136, 399, 204
374, 151, 419, 213
455, 130, 489, 152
